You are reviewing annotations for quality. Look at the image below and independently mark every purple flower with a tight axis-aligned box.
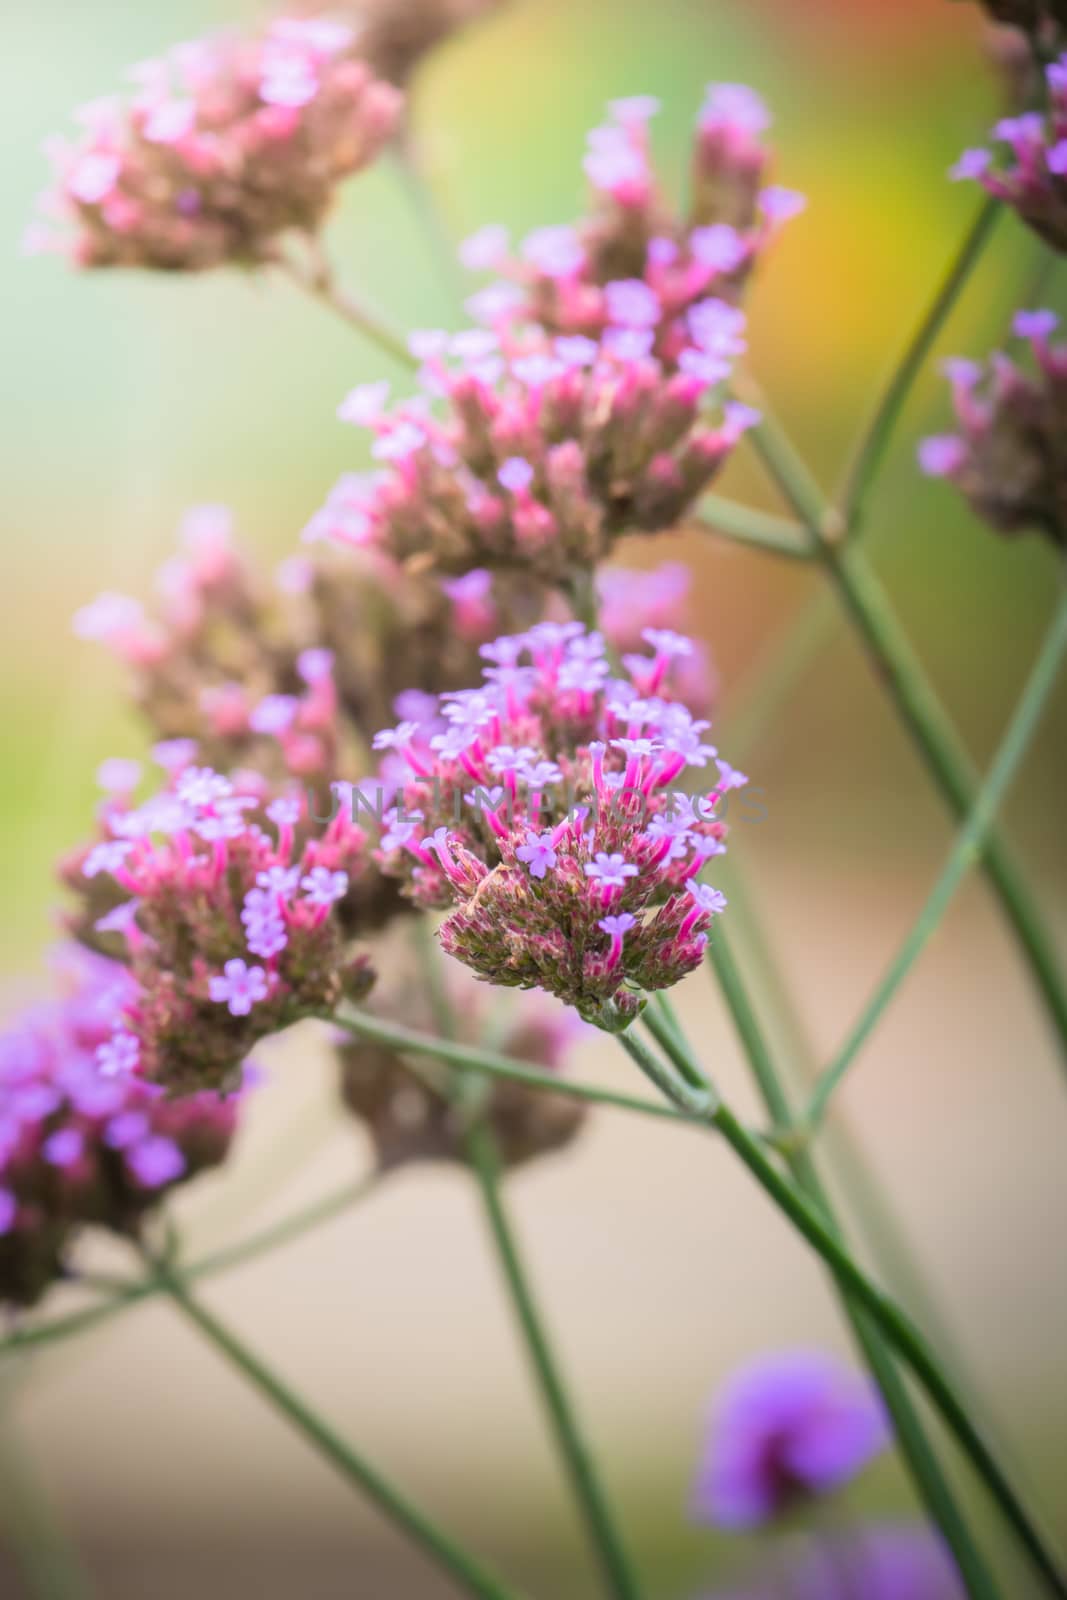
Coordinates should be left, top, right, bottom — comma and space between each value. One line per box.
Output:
95, 1030, 140, 1078
949, 148, 992, 182
516, 831, 558, 879
125, 1136, 186, 1189
458, 223, 509, 272
691, 1350, 889, 1529
0, 1189, 16, 1236
42, 1128, 86, 1170
97, 757, 142, 795
301, 867, 349, 907
84, 840, 133, 880
584, 853, 639, 888
266, 797, 302, 828
519, 760, 563, 789
521, 224, 584, 277
208, 959, 270, 1017
256, 865, 301, 898
690, 224, 748, 273
498, 457, 535, 494
337, 379, 390, 426
249, 694, 298, 735
104, 1111, 150, 1150
373, 720, 419, 752
72, 591, 144, 643
687, 882, 727, 916
245, 915, 288, 960
918, 436, 966, 479
372, 420, 426, 462
604, 278, 661, 329
598, 912, 636, 939
700, 82, 770, 135
760, 186, 807, 223
1013, 308, 1059, 342
297, 647, 334, 684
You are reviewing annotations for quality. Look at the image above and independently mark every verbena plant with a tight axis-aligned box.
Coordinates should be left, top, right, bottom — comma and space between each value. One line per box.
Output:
5, 4, 1067, 1597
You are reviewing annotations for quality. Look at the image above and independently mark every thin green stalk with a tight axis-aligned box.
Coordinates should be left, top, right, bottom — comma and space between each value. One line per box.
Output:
330, 1006, 697, 1125
745, 408, 1067, 1069
279, 248, 417, 372
149, 1257, 525, 1600
0, 1175, 379, 1361
615, 1027, 1067, 1599
720, 860, 988, 1399
462, 1112, 643, 1600
406, 922, 642, 1600
0, 1414, 93, 1600
700, 933, 1002, 1600
837, 196, 1001, 533
806, 586, 1067, 1131
697, 496, 812, 560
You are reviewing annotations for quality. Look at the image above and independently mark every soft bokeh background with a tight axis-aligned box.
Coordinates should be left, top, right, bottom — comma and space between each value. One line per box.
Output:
3, 0, 1067, 1595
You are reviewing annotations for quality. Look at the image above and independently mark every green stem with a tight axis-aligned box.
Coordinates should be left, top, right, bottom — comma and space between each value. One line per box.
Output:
615, 1026, 1067, 1599
462, 1113, 643, 1600
404, 922, 641, 1600
696, 496, 812, 560
806, 586, 1067, 1130
0, 1175, 379, 1361
0, 1414, 93, 1600
330, 1006, 697, 1125
700, 933, 1002, 1600
746, 410, 1067, 1069
279, 248, 417, 372
149, 1257, 525, 1600
720, 861, 988, 1401
837, 196, 1001, 533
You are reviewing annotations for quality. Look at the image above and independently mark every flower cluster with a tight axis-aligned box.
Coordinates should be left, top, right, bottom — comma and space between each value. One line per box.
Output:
0, 948, 243, 1307
316, 328, 759, 587
691, 1350, 889, 1531
72, 504, 530, 797
339, 973, 589, 1170
919, 310, 1067, 546
459, 90, 803, 360
29, 18, 401, 271
373, 623, 736, 1029
950, 55, 1067, 252
62, 755, 376, 1093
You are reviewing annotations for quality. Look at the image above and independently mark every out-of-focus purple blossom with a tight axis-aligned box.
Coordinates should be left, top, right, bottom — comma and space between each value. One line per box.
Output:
691, 1351, 889, 1529
31, 19, 402, 271
919, 312, 1067, 546
0, 947, 243, 1307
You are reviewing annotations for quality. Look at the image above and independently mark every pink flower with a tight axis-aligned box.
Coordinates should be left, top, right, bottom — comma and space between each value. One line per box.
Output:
516, 831, 558, 879
209, 959, 270, 1017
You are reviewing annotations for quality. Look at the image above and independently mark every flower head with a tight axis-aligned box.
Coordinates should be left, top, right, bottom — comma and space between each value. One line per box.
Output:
0, 948, 243, 1307
460, 83, 799, 370
691, 1350, 889, 1530
63, 770, 375, 1092
919, 315, 1067, 546
373, 624, 733, 1029
32, 19, 401, 271
313, 324, 750, 587
948, 55, 1067, 252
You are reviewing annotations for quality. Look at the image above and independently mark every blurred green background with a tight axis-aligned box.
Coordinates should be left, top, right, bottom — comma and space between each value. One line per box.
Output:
2, 1, 1067, 1596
